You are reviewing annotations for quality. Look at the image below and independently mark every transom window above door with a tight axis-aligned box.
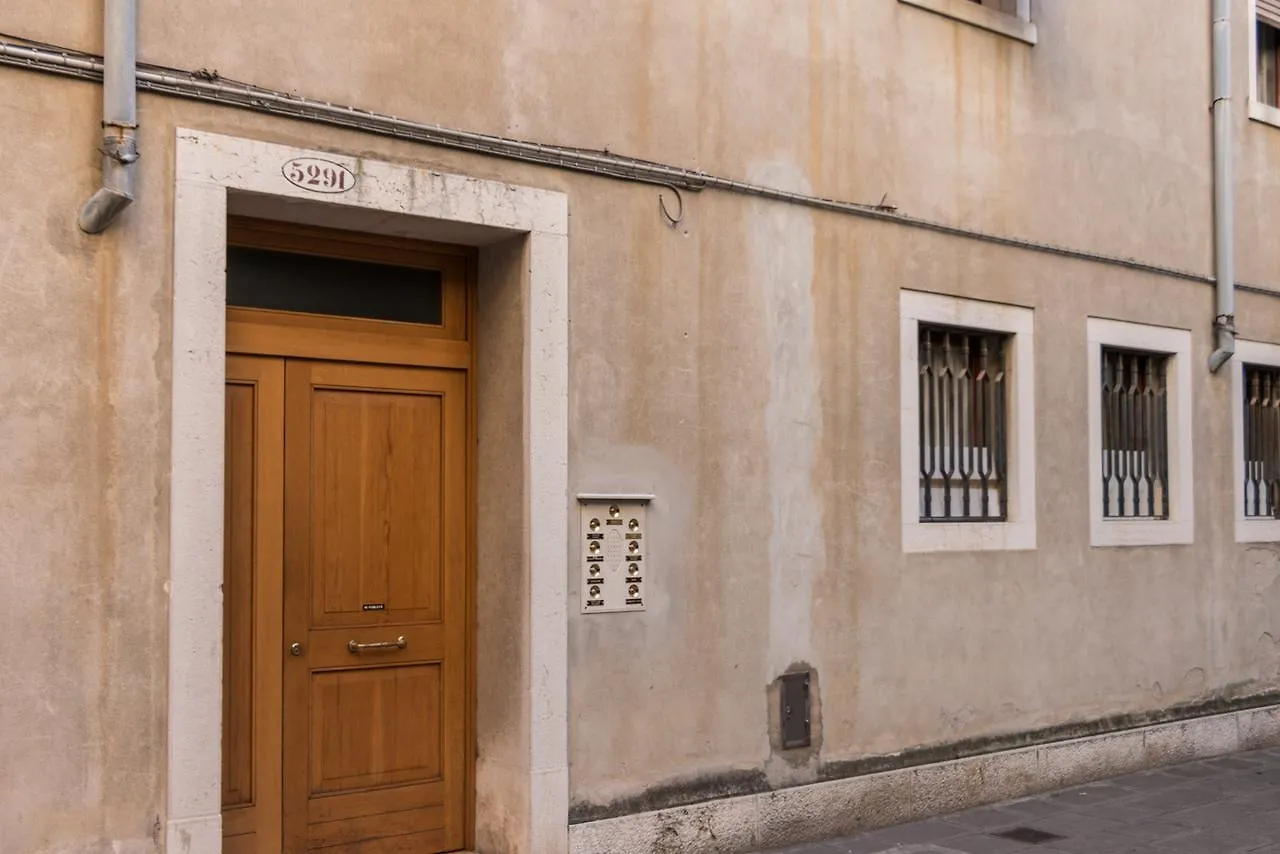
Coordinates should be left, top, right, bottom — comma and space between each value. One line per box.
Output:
227, 245, 444, 326
224, 218, 472, 351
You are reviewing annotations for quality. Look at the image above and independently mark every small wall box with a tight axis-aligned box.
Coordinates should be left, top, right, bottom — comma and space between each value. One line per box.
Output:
577, 494, 653, 614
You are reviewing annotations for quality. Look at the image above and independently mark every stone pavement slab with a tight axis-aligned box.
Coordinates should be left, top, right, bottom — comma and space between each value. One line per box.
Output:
757, 747, 1280, 854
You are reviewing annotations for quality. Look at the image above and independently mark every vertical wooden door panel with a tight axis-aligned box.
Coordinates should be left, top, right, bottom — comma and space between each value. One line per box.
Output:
283, 361, 467, 854
310, 389, 443, 624
223, 355, 285, 853
224, 382, 256, 810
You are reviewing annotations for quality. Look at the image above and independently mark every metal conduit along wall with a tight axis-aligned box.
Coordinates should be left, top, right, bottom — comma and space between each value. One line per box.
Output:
2, 35, 1279, 299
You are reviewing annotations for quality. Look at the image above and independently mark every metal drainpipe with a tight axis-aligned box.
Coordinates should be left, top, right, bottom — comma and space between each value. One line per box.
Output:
1209, 0, 1237, 373
77, 0, 138, 234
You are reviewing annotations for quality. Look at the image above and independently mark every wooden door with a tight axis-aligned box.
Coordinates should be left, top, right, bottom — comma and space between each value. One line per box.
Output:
223, 355, 286, 854
281, 360, 468, 854
222, 220, 474, 854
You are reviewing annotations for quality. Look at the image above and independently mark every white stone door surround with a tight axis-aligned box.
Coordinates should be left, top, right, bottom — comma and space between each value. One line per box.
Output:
169, 129, 570, 854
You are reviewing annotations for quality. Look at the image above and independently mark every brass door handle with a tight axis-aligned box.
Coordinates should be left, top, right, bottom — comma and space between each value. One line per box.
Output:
347, 635, 407, 653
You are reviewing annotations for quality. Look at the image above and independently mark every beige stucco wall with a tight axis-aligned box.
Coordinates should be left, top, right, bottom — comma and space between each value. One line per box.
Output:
3, 1, 1280, 851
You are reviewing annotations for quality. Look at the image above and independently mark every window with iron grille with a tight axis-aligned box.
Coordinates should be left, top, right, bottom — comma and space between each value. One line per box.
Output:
1243, 364, 1280, 520
918, 325, 1008, 522
1100, 348, 1170, 520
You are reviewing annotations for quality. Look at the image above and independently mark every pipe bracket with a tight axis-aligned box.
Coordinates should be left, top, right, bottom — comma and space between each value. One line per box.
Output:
100, 133, 139, 164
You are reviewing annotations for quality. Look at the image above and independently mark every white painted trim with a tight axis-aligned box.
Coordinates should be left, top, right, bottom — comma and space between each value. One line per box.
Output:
898, 0, 1037, 45
1233, 339, 1280, 543
1249, 98, 1280, 128
1254, 0, 1261, 108
899, 290, 1037, 553
569, 705, 1280, 854
170, 130, 569, 854
1085, 319, 1194, 548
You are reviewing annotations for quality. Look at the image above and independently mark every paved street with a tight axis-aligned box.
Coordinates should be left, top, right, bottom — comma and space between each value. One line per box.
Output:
760, 747, 1280, 854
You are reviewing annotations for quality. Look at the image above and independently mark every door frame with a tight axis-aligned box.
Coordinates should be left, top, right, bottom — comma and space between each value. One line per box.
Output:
222, 218, 478, 851
170, 130, 570, 854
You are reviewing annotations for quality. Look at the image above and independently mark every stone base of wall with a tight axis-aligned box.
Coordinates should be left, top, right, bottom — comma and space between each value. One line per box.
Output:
569, 704, 1280, 854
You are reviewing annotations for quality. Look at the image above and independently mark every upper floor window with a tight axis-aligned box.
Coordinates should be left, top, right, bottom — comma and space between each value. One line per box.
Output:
971, 0, 1020, 15
1253, 1, 1280, 123
1259, 13, 1280, 108
899, 0, 1037, 45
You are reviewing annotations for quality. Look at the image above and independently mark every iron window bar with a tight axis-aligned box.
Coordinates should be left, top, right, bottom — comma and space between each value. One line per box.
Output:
1243, 364, 1280, 519
918, 324, 1009, 523
1100, 347, 1170, 520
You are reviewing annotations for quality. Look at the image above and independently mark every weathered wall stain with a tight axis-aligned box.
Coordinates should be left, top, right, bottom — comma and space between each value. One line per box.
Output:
569, 689, 1280, 823
748, 161, 823, 681
3, 1, 1280, 849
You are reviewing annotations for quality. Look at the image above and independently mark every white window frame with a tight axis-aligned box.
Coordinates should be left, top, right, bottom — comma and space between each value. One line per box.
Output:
899, 0, 1037, 45
1233, 339, 1280, 543
1250, 0, 1280, 128
900, 290, 1036, 553
1086, 319, 1194, 548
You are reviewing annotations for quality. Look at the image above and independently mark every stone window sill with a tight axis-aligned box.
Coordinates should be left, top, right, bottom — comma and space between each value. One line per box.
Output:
899, 0, 1038, 45
1090, 519, 1195, 549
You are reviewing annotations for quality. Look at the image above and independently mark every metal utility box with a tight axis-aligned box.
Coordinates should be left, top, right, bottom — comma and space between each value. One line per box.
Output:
779, 671, 812, 749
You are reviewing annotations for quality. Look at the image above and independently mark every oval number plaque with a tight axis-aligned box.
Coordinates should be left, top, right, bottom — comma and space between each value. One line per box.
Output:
282, 157, 356, 194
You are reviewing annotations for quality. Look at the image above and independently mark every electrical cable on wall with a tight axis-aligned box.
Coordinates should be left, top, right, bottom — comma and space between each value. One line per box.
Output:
1, 33, 1277, 299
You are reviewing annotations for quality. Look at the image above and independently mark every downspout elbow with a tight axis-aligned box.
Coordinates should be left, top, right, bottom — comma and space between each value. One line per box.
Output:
78, 127, 137, 234
1209, 314, 1237, 373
